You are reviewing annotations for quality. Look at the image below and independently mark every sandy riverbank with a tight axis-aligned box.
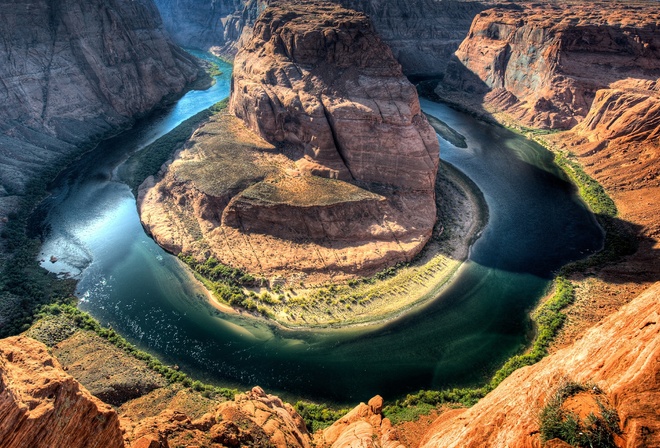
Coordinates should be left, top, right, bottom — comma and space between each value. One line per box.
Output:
199, 160, 487, 329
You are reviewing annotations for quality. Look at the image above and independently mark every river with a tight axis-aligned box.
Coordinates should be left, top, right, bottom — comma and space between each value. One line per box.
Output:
35, 54, 603, 405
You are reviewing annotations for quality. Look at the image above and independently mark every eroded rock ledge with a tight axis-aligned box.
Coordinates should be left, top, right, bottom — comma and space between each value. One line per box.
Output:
140, 0, 439, 283
443, 1, 660, 129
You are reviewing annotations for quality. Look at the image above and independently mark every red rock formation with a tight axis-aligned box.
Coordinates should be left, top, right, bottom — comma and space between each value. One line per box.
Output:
316, 395, 405, 448
448, 2, 660, 129
127, 386, 311, 448
230, 0, 439, 188
0, 336, 125, 448
419, 282, 660, 448
140, 0, 439, 283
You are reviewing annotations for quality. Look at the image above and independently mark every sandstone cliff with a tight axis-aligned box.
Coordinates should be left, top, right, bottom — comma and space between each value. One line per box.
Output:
153, 0, 490, 76
444, 2, 660, 129
419, 281, 660, 448
0, 0, 200, 211
230, 0, 439, 188
0, 333, 313, 448
0, 336, 125, 448
140, 0, 439, 283
316, 395, 405, 448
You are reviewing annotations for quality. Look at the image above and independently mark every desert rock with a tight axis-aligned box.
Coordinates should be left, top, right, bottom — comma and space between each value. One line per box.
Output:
419, 282, 660, 448
445, 2, 660, 129
0, 336, 125, 448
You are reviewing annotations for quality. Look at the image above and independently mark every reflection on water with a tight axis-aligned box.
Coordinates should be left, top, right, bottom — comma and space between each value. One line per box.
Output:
35, 59, 603, 404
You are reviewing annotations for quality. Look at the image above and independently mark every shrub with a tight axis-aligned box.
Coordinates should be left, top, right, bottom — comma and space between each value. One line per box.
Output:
539, 381, 621, 447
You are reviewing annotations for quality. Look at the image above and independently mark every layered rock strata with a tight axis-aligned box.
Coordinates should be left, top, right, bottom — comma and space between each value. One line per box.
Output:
153, 0, 491, 76
0, 336, 125, 448
230, 0, 439, 188
126, 386, 311, 448
0, 0, 200, 215
445, 2, 660, 128
316, 395, 405, 448
419, 281, 660, 448
140, 0, 439, 282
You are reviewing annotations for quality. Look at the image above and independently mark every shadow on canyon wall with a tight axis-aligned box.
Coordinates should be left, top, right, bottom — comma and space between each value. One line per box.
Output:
415, 55, 660, 285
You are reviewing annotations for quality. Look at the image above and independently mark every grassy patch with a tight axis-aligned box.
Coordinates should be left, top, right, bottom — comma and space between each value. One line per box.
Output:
240, 176, 381, 206
123, 99, 229, 193
294, 401, 351, 433
540, 381, 621, 447
34, 303, 238, 400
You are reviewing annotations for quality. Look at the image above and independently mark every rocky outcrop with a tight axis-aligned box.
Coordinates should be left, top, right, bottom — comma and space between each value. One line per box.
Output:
230, 0, 439, 188
140, 0, 439, 283
139, 112, 436, 282
126, 386, 311, 448
152, 0, 491, 76
153, 0, 269, 57
316, 395, 405, 448
0, 0, 200, 210
419, 282, 660, 448
445, 2, 660, 129
0, 336, 125, 448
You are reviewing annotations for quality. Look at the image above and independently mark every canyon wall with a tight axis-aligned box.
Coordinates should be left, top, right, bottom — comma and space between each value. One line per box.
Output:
445, 2, 660, 128
140, 0, 439, 282
0, 336, 125, 448
152, 0, 490, 76
419, 281, 660, 447
0, 0, 200, 211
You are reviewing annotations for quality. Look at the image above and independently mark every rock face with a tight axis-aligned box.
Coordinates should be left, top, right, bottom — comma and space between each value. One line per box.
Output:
152, 0, 490, 76
140, 0, 439, 282
0, 336, 125, 448
316, 395, 405, 448
0, 0, 200, 209
230, 0, 439, 188
153, 0, 269, 57
446, 2, 660, 128
126, 386, 311, 448
419, 282, 660, 448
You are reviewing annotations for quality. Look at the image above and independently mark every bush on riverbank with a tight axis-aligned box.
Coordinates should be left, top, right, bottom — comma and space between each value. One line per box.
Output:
0, 155, 82, 337
35, 303, 238, 400
551, 151, 637, 274
383, 277, 575, 419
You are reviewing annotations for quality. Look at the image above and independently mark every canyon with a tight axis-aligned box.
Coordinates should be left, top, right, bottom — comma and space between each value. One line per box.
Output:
139, 0, 440, 284
153, 0, 491, 76
0, 0, 659, 447
0, 0, 202, 246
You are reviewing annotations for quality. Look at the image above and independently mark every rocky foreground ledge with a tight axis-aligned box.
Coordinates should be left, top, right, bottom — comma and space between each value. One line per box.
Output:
139, 0, 440, 284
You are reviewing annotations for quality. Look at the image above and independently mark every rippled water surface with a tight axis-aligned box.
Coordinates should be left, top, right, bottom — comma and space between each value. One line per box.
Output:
36, 58, 603, 404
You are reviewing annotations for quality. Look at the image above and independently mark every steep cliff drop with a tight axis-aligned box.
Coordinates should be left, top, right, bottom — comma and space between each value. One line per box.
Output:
152, 0, 491, 76
0, 336, 125, 448
441, 2, 660, 129
419, 282, 660, 448
0, 0, 201, 223
139, 0, 440, 283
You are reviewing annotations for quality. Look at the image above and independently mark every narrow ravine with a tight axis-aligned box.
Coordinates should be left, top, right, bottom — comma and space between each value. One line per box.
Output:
35, 55, 603, 405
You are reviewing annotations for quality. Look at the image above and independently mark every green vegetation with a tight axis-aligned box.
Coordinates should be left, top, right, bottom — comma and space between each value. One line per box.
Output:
0, 154, 83, 337
34, 303, 238, 400
384, 136, 636, 425
123, 99, 229, 193
384, 277, 576, 419
539, 381, 621, 447
294, 401, 351, 433
178, 254, 276, 316
551, 151, 637, 273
